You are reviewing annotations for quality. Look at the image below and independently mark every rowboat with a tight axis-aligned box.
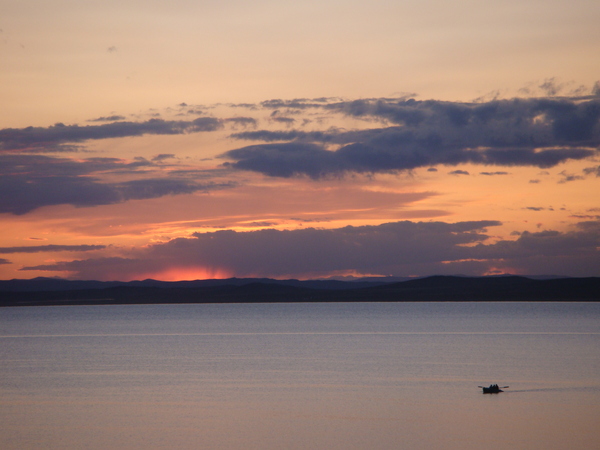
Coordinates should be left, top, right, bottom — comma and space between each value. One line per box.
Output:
479, 384, 508, 394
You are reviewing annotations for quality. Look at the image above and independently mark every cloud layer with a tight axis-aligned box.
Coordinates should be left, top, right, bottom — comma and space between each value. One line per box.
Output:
0, 244, 106, 254
21, 219, 600, 279
0, 117, 222, 152
0, 154, 233, 214
2, 92, 599, 280
224, 96, 600, 178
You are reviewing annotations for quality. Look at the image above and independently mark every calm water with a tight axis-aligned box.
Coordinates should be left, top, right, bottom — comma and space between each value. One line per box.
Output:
1, 302, 599, 449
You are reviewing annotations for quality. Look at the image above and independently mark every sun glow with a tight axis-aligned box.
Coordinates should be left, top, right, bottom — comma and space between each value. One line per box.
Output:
140, 266, 234, 281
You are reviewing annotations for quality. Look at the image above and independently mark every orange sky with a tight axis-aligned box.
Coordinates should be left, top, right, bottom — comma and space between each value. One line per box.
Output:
1, 0, 599, 280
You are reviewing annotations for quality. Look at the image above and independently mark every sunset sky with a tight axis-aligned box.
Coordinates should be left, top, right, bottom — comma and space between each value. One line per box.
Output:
1, 0, 599, 281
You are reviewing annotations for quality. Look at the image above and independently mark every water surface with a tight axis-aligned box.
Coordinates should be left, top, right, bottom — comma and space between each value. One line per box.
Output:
1, 302, 599, 449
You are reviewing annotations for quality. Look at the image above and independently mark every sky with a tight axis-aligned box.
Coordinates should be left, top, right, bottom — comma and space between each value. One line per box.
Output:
1, 0, 599, 281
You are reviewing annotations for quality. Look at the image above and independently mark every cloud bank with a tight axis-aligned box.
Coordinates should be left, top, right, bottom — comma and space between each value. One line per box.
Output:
0, 154, 233, 214
21, 219, 600, 279
223, 97, 600, 178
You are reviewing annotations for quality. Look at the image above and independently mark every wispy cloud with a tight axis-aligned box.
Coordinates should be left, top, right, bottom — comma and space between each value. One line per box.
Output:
583, 165, 600, 177
0, 245, 106, 254
480, 171, 509, 176
87, 115, 126, 122
0, 154, 235, 214
0, 117, 222, 152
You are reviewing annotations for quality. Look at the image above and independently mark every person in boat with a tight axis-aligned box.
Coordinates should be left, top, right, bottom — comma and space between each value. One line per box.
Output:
481, 384, 503, 393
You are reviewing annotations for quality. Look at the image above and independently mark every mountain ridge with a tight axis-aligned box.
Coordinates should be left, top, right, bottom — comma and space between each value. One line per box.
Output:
1, 275, 598, 306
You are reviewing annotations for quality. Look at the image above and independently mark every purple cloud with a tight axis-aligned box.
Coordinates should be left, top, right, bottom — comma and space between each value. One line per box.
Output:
222, 96, 600, 178
22, 219, 600, 280
0, 245, 106, 254
0, 154, 234, 214
0, 117, 222, 152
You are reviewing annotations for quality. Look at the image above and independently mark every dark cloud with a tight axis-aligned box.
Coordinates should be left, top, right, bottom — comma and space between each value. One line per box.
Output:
519, 77, 597, 99
0, 175, 230, 215
328, 96, 600, 142
151, 154, 176, 162
271, 117, 295, 125
570, 214, 600, 220
0, 174, 120, 214
0, 117, 222, 152
260, 98, 340, 110
0, 258, 10, 265
221, 143, 341, 178
536, 77, 577, 97
21, 219, 600, 279
21, 220, 501, 279
22, 257, 138, 276
0, 154, 234, 214
222, 97, 600, 178
242, 221, 278, 227
583, 165, 600, 177
290, 217, 331, 223
467, 221, 600, 275
558, 170, 585, 183
115, 178, 211, 200
449, 170, 469, 176
231, 129, 337, 143
224, 117, 257, 127
0, 245, 106, 254
0, 154, 150, 178
88, 115, 126, 122
229, 103, 259, 110
480, 171, 509, 176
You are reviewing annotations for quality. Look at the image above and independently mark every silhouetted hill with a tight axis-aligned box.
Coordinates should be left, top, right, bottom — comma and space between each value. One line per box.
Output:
1, 275, 598, 306
0, 277, 387, 292
328, 275, 600, 302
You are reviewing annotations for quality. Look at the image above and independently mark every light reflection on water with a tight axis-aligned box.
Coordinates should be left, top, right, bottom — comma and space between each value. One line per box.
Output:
1, 302, 599, 449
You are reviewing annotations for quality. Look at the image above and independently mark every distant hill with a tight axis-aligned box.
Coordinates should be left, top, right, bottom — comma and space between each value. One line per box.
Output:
0, 276, 388, 292
0, 275, 598, 307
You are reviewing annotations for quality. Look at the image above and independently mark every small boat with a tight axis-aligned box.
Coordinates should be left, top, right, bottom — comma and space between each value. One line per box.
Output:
479, 384, 508, 394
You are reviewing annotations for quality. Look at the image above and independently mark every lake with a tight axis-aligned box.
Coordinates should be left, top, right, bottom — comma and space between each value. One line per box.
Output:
1, 302, 599, 449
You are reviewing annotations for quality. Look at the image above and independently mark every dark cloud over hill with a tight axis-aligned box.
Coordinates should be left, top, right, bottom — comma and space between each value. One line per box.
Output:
21, 219, 600, 279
